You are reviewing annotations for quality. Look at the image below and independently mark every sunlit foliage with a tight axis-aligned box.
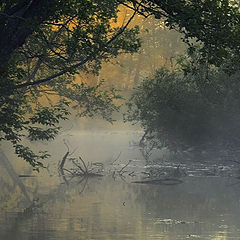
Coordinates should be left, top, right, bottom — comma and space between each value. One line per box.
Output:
0, 0, 140, 168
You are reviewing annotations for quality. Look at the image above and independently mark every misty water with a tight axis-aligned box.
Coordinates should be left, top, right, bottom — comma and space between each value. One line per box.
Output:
1, 128, 240, 240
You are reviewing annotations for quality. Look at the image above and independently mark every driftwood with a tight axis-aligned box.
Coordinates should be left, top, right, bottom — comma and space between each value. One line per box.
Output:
58, 140, 138, 182
18, 175, 36, 178
71, 157, 104, 177
59, 154, 104, 181
111, 152, 122, 165
58, 140, 104, 183
119, 160, 132, 175
59, 151, 69, 171
110, 158, 137, 180
132, 178, 183, 185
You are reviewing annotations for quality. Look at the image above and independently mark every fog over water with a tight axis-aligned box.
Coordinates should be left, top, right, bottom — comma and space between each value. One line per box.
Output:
1, 121, 240, 240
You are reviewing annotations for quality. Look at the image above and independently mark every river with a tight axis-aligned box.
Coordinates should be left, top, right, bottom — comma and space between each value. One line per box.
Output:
1, 130, 240, 240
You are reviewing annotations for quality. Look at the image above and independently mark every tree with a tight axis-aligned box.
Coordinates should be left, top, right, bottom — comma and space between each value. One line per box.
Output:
124, 0, 240, 159
0, 0, 140, 169
125, 54, 240, 160
125, 0, 240, 68
2, 0, 240, 169
92, 13, 185, 91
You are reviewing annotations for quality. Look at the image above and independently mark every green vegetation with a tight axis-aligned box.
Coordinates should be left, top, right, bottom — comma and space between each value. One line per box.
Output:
1, 0, 240, 168
126, 53, 240, 158
0, 0, 140, 169
130, 0, 240, 68
124, 0, 240, 159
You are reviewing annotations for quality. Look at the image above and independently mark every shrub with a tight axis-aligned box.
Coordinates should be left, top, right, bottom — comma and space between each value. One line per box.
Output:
125, 66, 240, 155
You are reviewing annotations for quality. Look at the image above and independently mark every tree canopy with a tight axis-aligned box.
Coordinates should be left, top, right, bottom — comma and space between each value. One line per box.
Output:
125, 1, 240, 159
0, 0, 140, 169
1, 0, 240, 168
135, 0, 240, 68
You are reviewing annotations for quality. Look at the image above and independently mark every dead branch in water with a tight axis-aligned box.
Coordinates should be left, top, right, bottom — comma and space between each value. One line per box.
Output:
69, 156, 104, 177
132, 178, 183, 185
62, 168, 75, 175
58, 140, 104, 183
111, 152, 122, 165
119, 160, 132, 174
59, 151, 69, 171
79, 156, 88, 173
58, 139, 74, 172
58, 140, 136, 181
128, 171, 135, 177
72, 158, 86, 174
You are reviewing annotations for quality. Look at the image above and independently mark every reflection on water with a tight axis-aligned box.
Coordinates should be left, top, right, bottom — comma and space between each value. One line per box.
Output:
1, 177, 240, 240
1, 131, 240, 240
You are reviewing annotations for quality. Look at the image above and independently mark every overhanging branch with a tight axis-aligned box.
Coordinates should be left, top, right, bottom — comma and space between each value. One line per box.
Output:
11, 7, 138, 92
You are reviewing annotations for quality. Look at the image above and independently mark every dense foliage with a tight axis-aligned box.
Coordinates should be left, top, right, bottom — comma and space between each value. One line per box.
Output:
128, 0, 240, 68
124, 0, 240, 159
125, 56, 240, 156
0, 0, 140, 169
1, 0, 240, 168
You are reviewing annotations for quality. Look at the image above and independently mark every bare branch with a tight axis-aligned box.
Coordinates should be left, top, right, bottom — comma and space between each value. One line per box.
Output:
0, 12, 25, 20
79, 156, 88, 173
72, 159, 86, 174
119, 160, 132, 174
13, 54, 93, 91
111, 151, 122, 164
58, 150, 69, 170
26, 57, 43, 82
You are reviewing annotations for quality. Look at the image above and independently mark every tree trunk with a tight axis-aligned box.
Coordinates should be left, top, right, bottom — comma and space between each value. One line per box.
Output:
0, 0, 57, 67
0, 148, 31, 203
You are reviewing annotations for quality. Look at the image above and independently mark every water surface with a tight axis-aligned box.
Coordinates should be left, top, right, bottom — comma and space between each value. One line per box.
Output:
1, 131, 240, 240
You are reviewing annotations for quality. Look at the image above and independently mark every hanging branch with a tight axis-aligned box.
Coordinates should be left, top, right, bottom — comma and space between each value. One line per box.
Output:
7, 7, 139, 94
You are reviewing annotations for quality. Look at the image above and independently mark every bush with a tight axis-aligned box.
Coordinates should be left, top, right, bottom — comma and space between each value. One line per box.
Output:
125, 66, 240, 155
